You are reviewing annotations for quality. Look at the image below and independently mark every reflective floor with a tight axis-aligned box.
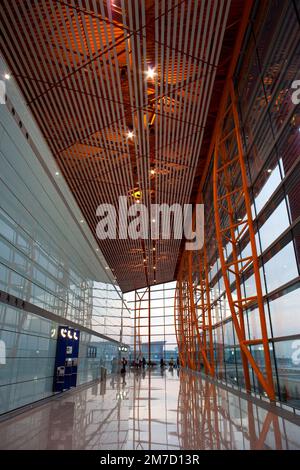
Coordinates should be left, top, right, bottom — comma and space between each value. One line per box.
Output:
0, 368, 300, 450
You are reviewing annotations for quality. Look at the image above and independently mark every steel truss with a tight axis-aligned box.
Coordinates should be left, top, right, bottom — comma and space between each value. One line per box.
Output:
213, 82, 275, 400
174, 244, 214, 376
134, 287, 151, 362
175, 0, 275, 402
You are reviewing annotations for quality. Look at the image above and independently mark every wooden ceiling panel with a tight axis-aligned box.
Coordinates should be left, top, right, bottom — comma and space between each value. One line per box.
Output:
0, 0, 246, 292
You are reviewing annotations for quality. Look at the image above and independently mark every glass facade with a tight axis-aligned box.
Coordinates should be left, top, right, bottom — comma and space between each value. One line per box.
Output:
0, 303, 120, 415
201, 0, 300, 408
0, 83, 131, 415
124, 282, 177, 363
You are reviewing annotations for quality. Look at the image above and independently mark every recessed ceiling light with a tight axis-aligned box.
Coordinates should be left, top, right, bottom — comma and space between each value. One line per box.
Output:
150, 169, 155, 175
105, 266, 109, 270
153, 266, 156, 270
152, 219, 156, 223
127, 130, 134, 140
4, 73, 10, 80
267, 168, 272, 173
80, 219, 84, 223
55, 171, 60, 176
146, 66, 156, 80
153, 247, 156, 251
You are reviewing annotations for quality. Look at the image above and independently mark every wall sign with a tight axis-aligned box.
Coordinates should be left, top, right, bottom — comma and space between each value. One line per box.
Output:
53, 326, 80, 392
87, 346, 97, 358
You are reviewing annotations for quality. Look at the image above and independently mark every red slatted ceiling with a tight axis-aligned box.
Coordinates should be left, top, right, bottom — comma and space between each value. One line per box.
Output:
0, 0, 245, 292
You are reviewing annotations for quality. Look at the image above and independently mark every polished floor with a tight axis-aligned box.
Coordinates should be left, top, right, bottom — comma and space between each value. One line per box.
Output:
0, 368, 300, 450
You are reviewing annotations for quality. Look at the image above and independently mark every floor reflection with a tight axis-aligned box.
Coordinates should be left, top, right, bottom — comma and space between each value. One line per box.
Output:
0, 369, 299, 450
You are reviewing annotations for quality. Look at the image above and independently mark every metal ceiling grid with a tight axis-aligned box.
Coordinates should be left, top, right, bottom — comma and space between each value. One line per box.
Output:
0, 0, 244, 292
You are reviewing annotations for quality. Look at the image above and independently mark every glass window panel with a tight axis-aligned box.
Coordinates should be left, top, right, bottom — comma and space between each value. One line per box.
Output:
259, 200, 290, 252
264, 242, 298, 293
254, 164, 282, 215
274, 339, 300, 407
268, 287, 300, 338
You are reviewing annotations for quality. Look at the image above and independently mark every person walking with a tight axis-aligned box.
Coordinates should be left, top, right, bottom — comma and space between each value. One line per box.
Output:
121, 357, 127, 374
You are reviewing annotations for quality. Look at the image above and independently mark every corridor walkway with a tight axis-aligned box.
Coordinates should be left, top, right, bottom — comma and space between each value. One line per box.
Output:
0, 369, 299, 450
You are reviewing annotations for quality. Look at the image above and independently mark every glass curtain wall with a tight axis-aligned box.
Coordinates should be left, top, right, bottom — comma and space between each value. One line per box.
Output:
124, 281, 177, 363
202, 0, 300, 408
0, 78, 132, 415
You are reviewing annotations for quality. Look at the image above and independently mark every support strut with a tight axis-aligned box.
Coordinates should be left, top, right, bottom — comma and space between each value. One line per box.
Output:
213, 81, 275, 400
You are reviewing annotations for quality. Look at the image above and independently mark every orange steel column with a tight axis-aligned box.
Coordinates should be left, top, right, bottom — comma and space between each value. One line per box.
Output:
175, 222, 215, 376
175, 251, 214, 375
176, 272, 188, 367
230, 82, 274, 396
187, 251, 214, 376
183, 259, 193, 369
134, 291, 137, 361
175, 262, 193, 369
213, 81, 275, 400
197, 237, 215, 376
134, 289, 147, 361
147, 287, 151, 364
137, 294, 141, 359
174, 1, 254, 386
197, 252, 208, 374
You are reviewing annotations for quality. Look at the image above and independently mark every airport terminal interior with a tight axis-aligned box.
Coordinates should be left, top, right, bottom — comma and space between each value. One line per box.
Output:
0, 0, 300, 451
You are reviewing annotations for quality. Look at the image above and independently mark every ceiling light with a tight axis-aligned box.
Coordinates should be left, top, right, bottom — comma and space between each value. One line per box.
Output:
4, 73, 10, 80
96, 248, 99, 252
55, 171, 60, 176
127, 130, 134, 140
152, 219, 156, 223
105, 266, 109, 270
143, 258, 146, 262
153, 247, 156, 251
267, 168, 272, 174
153, 266, 156, 270
146, 66, 156, 80
80, 219, 84, 223
150, 169, 155, 175
132, 189, 142, 200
